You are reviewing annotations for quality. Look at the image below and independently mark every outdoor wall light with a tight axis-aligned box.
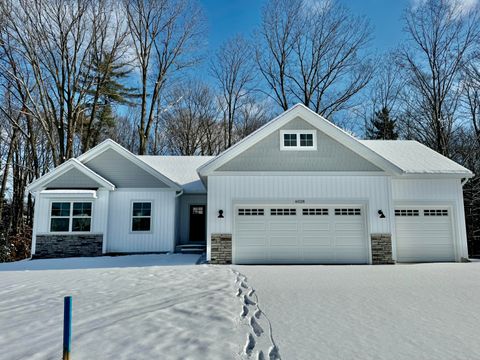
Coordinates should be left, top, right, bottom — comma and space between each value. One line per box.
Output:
218, 210, 224, 219
378, 210, 386, 219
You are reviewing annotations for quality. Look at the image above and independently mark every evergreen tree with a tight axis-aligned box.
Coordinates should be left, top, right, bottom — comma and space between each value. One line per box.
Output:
79, 52, 138, 151
366, 107, 398, 140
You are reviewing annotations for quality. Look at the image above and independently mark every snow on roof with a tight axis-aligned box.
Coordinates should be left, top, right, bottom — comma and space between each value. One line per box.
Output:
359, 140, 473, 176
138, 156, 215, 193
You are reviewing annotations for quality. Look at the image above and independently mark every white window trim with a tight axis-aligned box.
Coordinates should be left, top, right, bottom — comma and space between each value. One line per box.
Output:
280, 130, 317, 150
130, 200, 153, 233
49, 200, 93, 234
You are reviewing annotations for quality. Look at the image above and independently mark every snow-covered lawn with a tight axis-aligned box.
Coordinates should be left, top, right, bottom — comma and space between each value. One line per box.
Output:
235, 263, 480, 360
3, 257, 480, 360
0, 255, 243, 360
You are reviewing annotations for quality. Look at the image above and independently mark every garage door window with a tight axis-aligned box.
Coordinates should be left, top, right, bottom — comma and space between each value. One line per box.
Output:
424, 209, 448, 216
335, 208, 361, 215
302, 208, 328, 215
395, 209, 419, 216
238, 209, 264, 216
271, 208, 296, 216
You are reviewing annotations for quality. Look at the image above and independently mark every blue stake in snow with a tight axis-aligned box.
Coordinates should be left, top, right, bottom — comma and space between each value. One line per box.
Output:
63, 296, 72, 360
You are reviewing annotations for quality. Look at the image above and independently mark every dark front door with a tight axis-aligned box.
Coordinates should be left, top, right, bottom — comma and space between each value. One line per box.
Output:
189, 205, 206, 242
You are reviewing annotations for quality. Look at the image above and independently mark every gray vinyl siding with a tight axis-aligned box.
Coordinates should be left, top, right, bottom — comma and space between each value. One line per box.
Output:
218, 117, 382, 172
46, 168, 101, 189
179, 194, 207, 244
84, 149, 169, 188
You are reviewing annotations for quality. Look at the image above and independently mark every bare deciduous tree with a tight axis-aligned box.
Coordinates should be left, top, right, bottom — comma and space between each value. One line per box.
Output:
211, 35, 256, 149
257, 0, 373, 118
398, 0, 479, 155
124, 0, 205, 154
160, 81, 220, 155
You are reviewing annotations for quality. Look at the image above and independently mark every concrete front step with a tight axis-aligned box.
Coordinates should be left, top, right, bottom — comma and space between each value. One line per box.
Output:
175, 244, 206, 254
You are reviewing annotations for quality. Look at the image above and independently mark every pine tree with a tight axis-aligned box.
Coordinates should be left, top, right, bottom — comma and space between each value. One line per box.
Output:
366, 107, 398, 140
79, 52, 138, 151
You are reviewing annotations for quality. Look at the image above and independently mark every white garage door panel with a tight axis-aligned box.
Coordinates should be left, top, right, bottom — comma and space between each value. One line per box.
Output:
395, 207, 455, 262
234, 205, 367, 264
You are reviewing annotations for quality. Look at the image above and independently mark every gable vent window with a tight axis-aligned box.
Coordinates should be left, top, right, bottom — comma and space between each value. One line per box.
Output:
238, 208, 265, 216
283, 133, 297, 147
280, 130, 316, 150
271, 208, 297, 216
300, 133, 313, 147
334, 208, 361, 216
395, 209, 419, 217
302, 208, 329, 216
424, 209, 448, 216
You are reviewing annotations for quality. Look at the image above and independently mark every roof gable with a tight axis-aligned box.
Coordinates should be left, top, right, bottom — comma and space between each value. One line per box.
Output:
198, 104, 403, 177
78, 140, 181, 190
27, 159, 115, 193
217, 117, 382, 172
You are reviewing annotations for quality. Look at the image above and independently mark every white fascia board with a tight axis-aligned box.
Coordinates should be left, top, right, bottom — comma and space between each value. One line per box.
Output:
39, 189, 98, 198
26, 159, 115, 193
77, 139, 182, 191
393, 172, 475, 179
209, 171, 389, 176
197, 104, 404, 177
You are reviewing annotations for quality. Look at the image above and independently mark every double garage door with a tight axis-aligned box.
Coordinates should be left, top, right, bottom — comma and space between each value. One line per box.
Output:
395, 206, 455, 262
234, 205, 368, 264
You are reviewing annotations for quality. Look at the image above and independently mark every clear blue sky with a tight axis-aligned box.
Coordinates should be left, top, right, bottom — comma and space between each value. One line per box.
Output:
200, 0, 410, 57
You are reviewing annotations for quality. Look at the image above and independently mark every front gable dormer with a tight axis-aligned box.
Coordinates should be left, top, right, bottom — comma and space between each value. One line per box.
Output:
198, 104, 402, 178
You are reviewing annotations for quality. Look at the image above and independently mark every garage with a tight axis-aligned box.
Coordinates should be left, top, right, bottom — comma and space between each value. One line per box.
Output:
233, 205, 368, 264
395, 206, 455, 262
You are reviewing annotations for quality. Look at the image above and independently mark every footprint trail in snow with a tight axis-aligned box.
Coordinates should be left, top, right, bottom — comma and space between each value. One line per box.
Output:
232, 269, 281, 360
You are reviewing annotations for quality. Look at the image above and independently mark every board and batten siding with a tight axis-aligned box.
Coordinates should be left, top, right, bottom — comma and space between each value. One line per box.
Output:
32, 189, 110, 254
392, 178, 468, 259
207, 175, 393, 260
84, 149, 169, 188
46, 168, 102, 189
217, 117, 381, 172
106, 189, 176, 253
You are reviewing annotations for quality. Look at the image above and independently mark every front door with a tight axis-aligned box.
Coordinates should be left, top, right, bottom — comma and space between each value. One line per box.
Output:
189, 205, 206, 242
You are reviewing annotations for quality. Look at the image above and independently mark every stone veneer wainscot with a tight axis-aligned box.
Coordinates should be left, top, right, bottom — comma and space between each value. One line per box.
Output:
371, 233, 395, 264
34, 234, 103, 258
210, 233, 232, 264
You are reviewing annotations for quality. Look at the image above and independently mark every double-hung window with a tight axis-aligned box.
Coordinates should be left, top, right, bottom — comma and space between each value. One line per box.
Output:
50, 201, 92, 232
132, 202, 152, 232
280, 130, 316, 150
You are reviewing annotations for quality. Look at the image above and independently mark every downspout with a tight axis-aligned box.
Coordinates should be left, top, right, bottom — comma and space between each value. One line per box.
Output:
461, 178, 469, 187
175, 190, 184, 198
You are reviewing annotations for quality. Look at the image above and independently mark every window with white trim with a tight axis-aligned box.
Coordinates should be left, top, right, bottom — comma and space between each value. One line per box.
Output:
280, 130, 316, 150
132, 202, 152, 232
50, 201, 92, 232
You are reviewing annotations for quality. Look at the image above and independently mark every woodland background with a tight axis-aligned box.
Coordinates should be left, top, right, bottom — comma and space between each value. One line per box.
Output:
0, 0, 479, 261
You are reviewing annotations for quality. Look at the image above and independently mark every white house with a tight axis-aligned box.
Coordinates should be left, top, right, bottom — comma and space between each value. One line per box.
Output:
27, 104, 474, 264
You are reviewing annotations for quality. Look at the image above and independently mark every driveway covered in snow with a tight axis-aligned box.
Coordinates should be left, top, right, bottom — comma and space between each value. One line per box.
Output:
0, 255, 243, 360
235, 263, 480, 360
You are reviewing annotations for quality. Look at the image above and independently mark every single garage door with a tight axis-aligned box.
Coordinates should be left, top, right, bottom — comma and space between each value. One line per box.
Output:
234, 205, 368, 264
395, 207, 455, 262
